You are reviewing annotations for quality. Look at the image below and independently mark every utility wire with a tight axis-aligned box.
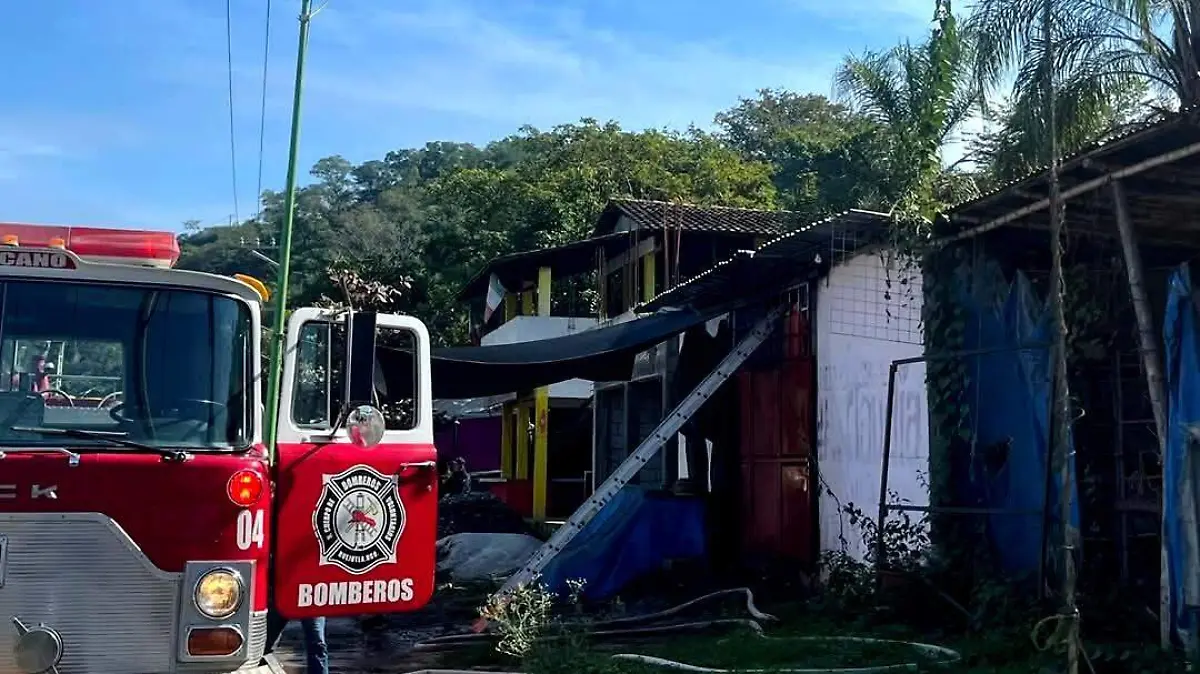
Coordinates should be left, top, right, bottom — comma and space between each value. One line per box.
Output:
225, 0, 242, 225
255, 0, 273, 224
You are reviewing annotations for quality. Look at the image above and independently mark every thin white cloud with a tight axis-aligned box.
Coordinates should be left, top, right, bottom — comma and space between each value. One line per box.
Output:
0, 113, 143, 182
783, 0, 935, 31
301, 1, 839, 133
1, 0, 940, 226
0, 137, 62, 181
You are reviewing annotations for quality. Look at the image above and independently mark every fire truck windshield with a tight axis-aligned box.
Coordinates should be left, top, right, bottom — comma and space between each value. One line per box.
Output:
0, 279, 253, 450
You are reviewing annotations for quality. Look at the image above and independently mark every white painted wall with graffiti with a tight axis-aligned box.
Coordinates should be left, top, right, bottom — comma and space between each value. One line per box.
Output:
815, 250, 930, 561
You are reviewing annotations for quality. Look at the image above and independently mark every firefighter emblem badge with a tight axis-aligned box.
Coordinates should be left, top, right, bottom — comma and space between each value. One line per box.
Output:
313, 464, 406, 575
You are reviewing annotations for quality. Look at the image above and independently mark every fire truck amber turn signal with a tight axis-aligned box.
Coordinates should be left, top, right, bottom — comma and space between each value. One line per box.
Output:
194, 568, 243, 619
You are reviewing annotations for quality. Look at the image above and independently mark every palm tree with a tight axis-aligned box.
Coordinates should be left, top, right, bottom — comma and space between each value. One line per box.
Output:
833, 0, 981, 216
965, 0, 1189, 180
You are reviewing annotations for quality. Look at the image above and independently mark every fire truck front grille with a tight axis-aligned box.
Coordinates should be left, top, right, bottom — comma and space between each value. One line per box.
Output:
0, 513, 181, 674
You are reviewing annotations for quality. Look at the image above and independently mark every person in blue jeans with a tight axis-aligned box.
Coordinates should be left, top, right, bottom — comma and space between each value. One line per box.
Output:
265, 611, 329, 674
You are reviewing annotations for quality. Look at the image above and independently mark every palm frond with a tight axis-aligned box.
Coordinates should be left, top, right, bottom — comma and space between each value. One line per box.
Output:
833, 49, 908, 127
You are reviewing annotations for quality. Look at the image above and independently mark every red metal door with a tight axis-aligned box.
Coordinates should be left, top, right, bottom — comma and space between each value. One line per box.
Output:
271, 309, 437, 619
738, 308, 814, 563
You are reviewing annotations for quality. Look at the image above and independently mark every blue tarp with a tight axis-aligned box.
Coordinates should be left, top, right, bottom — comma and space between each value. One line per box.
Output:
955, 270, 1080, 577
538, 488, 706, 600
1163, 263, 1199, 640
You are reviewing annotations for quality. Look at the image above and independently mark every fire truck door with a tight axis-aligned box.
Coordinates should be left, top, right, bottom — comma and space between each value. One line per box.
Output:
271, 307, 436, 619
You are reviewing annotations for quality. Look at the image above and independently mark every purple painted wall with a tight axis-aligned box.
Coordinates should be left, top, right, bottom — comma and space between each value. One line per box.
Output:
435, 416, 502, 472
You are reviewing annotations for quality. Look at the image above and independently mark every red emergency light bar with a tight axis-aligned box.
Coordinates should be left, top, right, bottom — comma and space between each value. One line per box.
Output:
0, 222, 180, 268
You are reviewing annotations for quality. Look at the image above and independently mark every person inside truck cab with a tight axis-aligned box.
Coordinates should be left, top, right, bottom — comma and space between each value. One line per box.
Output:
10, 353, 51, 393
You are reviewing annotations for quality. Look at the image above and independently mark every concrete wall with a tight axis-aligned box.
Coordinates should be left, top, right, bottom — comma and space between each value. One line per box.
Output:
815, 250, 929, 561
481, 315, 597, 399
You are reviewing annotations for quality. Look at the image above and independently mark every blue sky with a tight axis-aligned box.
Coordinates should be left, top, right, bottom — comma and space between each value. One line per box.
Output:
0, 0, 939, 231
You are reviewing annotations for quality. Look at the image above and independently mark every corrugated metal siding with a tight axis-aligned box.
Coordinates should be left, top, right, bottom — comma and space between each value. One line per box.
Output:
628, 377, 665, 486
737, 308, 815, 564
593, 338, 677, 491
595, 385, 627, 485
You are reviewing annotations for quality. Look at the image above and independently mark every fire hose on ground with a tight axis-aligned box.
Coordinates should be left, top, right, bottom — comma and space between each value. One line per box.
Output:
401, 588, 962, 673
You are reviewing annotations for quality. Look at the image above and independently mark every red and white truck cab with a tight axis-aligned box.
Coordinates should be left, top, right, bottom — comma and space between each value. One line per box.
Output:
0, 223, 438, 674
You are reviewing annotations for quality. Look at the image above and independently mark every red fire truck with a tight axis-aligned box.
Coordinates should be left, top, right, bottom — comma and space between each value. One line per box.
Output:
0, 223, 437, 674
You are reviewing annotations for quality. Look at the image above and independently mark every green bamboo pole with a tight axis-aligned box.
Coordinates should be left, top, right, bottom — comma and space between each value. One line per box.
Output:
264, 0, 314, 459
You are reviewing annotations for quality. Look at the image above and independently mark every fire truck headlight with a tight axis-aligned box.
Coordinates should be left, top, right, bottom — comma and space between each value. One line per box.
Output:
194, 569, 243, 619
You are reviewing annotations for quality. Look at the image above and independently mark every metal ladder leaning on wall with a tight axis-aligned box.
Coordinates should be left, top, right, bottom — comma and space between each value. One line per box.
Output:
494, 302, 788, 598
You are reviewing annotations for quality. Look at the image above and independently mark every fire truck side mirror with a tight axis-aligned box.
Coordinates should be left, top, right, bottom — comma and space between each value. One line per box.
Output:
346, 404, 385, 448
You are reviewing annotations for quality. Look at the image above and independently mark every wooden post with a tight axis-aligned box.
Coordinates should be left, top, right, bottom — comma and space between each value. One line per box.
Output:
537, 266, 552, 316
1111, 180, 1178, 649
642, 249, 657, 304
533, 266, 553, 522
1111, 182, 1169, 447
533, 388, 550, 522
598, 255, 608, 321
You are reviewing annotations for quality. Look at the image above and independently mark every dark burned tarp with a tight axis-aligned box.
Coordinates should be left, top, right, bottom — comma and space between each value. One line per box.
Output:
422, 308, 710, 399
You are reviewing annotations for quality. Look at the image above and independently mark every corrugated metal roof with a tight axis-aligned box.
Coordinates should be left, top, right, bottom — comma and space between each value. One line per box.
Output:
949, 112, 1180, 213
640, 209, 891, 312
460, 197, 808, 302
595, 198, 804, 237
949, 109, 1199, 216
944, 108, 1200, 247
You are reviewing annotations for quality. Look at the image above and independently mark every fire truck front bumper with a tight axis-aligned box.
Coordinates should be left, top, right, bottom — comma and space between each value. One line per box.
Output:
0, 513, 268, 674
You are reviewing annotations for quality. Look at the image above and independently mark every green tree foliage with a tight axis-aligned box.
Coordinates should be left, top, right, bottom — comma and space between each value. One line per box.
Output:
713, 90, 894, 218
179, 120, 778, 346
176, 0, 1160, 350
966, 79, 1149, 186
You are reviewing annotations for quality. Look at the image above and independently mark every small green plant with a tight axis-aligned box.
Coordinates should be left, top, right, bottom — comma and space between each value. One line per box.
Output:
848, 494, 931, 573
478, 578, 556, 657
477, 576, 589, 658
819, 548, 874, 607
566, 577, 587, 614
818, 492, 931, 608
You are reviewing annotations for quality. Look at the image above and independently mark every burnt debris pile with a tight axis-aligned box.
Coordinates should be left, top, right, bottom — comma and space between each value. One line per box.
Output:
437, 491, 536, 539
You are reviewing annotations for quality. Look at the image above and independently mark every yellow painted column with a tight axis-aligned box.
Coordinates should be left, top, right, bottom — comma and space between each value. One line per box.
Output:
521, 290, 535, 315
516, 402, 530, 479
532, 266, 552, 522
532, 388, 550, 521
641, 251, 656, 304
537, 266, 552, 315
504, 295, 517, 321
500, 402, 514, 479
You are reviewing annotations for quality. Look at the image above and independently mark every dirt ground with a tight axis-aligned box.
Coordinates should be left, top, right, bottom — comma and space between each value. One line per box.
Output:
272, 586, 486, 673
